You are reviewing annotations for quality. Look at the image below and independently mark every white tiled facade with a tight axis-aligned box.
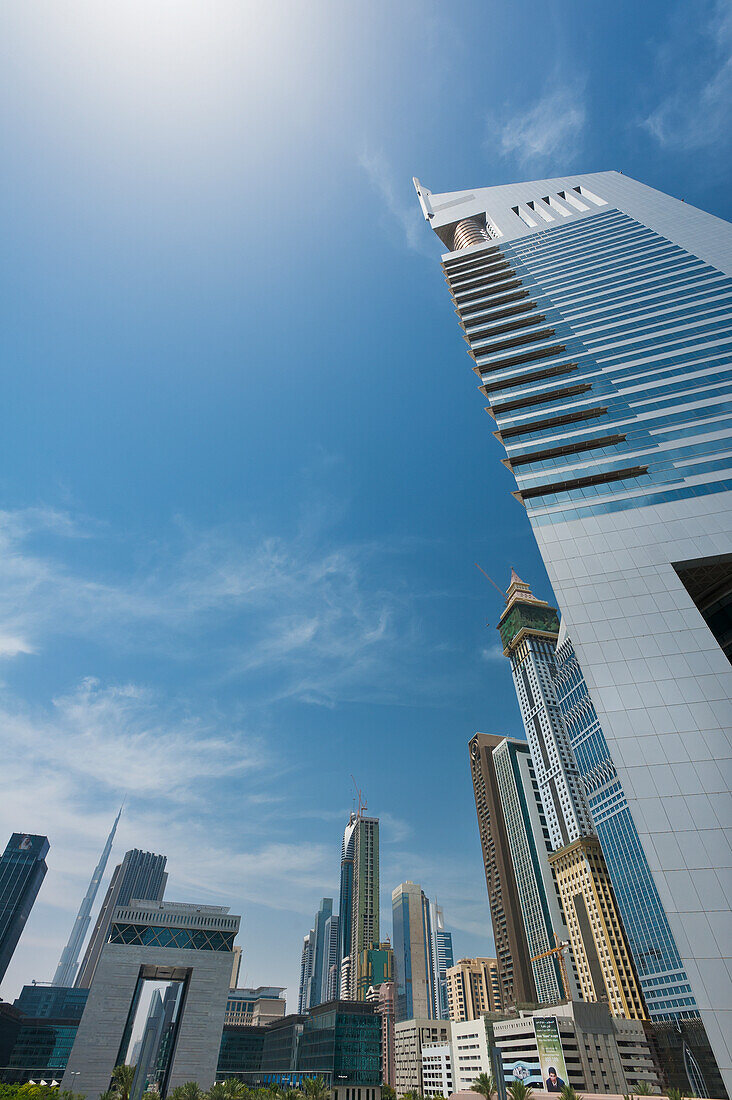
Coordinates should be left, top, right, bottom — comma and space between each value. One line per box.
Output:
421, 1041, 454, 1097
450, 1017, 493, 1092
418, 170, 732, 1091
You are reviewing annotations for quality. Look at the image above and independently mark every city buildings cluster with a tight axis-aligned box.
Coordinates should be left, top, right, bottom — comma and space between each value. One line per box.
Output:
0, 170, 730, 1100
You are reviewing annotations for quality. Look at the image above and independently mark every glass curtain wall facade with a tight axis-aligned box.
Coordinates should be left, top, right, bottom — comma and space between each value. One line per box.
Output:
0, 834, 49, 984
392, 882, 436, 1022
416, 170, 732, 1091
429, 904, 454, 1019
554, 625, 699, 1020
338, 814, 357, 1000
491, 738, 575, 1003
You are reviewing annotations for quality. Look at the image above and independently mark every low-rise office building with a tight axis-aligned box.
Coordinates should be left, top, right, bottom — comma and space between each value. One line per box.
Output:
493, 1002, 662, 1096
216, 1000, 382, 1100
451, 1018, 494, 1093
394, 1018, 451, 1096
0, 986, 90, 1084
225, 987, 286, 1026
421, 1017, 496, 1097
421, 1041, 453, 1097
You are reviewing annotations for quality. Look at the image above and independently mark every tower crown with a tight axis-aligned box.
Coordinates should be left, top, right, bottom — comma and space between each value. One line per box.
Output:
497, 571, 559, 651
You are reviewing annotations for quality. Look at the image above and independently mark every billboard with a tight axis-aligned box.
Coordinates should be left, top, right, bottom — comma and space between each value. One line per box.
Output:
502, 1058, 541, 1088
533, 1016, 568, 1093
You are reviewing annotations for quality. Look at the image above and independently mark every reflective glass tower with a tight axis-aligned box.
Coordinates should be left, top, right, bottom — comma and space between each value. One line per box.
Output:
0, 833, 49, 984
392, 881, 435, 1022
416, 170, 732, 1090
429, 903, 454, 1019
553, 622, 700, 1020
337, 813, 357, 999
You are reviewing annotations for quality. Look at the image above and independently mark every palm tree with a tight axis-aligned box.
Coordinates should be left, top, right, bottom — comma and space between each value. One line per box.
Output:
507, 1082, 533, 1100
169, 1083, 206, 1100
99, 1091, 116, 1100
381, 1089, 396, 1100
226, 1084, 252, 1100
666, 1089, 686, 1100
110, 1066, 136, 1100
473, 1073, 495, 1100
207, 1085, 232, 1100
302, 1078, 330, 1100
559, 1086, 581, 1100
635, 1084, 655, 1096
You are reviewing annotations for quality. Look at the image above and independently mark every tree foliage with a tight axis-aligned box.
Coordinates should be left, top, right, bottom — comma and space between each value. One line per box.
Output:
472, 1073, 495, 1100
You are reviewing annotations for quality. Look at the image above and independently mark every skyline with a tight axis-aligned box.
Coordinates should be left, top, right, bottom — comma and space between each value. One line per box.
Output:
1, 0, 732, 1009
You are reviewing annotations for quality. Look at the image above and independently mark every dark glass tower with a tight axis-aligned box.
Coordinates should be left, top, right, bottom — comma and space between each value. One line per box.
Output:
0, 833, 49, 983
75, 848, 166, 988
337, 813, 357, 998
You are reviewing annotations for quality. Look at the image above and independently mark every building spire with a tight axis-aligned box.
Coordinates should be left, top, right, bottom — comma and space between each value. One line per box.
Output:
51, 806, 123, 987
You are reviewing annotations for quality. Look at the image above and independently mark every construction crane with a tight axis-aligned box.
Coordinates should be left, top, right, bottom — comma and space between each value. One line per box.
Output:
531, 935, 571, 999
351, 775, 367, 819
475, 562, 508, 604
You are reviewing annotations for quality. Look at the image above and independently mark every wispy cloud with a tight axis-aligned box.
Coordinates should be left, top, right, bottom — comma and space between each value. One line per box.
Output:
641, 0, 732, 151
480, 642, 504, 663
0, 677, 265, 802
0, 507, 461, 710
357, 147, 431, 254
487, 82, 586, 171
0, 503, 494, 999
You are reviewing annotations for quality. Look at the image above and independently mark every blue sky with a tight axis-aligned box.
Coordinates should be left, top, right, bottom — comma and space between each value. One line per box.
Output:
1, 0, 731, 1004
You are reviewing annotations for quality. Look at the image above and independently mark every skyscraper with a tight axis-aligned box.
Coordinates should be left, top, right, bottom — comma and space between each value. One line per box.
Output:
322, 912, 340, 1003
469, 732, 536, 1007
52, 807, 122, 987
349, 815, 380, 1000
555, 601, 700, 1020
429, 903, 454, 1019
417, 171, 732, 1088
392, 881, 435, 1022
337, 812, 358, 999
498, 571, 646, 1019
357, 942, 394, 1001
491, 735, 580, 1003
298, 930, 315, 1014
297, 897, 333, 1012
75, 848, 167, 988
0, 833, 49, 984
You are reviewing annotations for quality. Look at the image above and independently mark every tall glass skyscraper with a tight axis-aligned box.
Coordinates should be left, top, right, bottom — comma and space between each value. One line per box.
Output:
392, 881, 435, 1022
337, 813, 357, 999
297, 897, 333, 1012
0, 833, 49, 984
75, 848, 167, 988
553, 622, 699, 1020
416, 170, 732, 1090
429, 903, 454, 1019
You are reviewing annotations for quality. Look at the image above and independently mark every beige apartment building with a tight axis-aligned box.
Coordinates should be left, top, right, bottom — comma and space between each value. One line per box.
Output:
549, 837, 647, 1020
394, 1018, 451, 1096
446, 957, 502, 1021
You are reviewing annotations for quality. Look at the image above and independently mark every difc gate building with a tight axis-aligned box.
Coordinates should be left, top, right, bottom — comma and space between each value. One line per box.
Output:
413, 171, 732, 1091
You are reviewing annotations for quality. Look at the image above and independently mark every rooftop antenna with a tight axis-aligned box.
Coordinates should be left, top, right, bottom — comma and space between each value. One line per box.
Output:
351, 775, 367, 819
475, 562, 508, 604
